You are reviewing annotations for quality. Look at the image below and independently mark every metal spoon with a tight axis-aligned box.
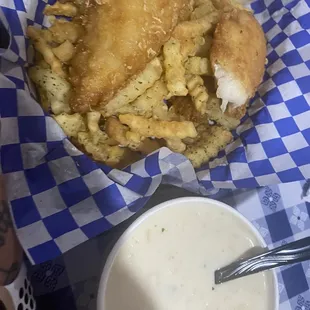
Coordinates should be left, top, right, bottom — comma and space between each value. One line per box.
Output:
215, 237, 310, 285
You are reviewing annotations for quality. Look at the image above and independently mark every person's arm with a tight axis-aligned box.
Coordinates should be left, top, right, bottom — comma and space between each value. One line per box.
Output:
0, 178, 23, 286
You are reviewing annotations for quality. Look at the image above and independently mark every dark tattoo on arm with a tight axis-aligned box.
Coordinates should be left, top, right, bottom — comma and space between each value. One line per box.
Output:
0, 262, 20, 286
0, 199, 12, 247
0, 200, 20, 285
0, 300, 6, 310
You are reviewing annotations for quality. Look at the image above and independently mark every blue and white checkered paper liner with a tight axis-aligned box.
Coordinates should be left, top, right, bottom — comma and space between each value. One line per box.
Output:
26, 181, 310, 310
0, 0, 310, 264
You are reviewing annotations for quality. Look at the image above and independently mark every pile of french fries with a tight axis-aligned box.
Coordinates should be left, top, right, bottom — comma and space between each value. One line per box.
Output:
27, 0, 247, 168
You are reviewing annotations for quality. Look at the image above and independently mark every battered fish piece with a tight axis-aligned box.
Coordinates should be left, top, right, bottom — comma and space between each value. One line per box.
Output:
69, 0, 191, 113
210, 9, 266, 110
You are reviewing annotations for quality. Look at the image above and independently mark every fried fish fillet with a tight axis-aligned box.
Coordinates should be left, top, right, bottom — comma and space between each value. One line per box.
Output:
69, 0, 191, 113
210, 9, 266, 109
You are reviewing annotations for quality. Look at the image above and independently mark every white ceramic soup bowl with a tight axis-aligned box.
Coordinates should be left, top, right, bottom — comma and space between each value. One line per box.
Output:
97, 197, 279, 310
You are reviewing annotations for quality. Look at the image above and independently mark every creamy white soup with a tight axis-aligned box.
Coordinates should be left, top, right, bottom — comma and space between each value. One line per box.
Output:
102, 201, 275, 310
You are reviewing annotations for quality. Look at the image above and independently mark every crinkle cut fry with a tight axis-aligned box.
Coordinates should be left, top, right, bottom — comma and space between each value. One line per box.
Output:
28, 66, 71, 114
119, 114, 198, 139
165, 138, 186, 153
53, 113, 86, 137
43, 1, 78, 17
27, 26, 66, 77
105, 117, 136, 148
186, 74, 209, 114
78, 132, 125, 164
172, 17, 214, 41
86, 112, 117, 145
191, 1, 217, 19
185, 56, 212, 76
184, 125, 232, 167
52, 40, 75, 63
46, 19, 84, 44
163, 39, 188, 96
104, 79, 169, 119
105, 117, 161, 152
129, 78, 169, 118
102, 58, 163, 117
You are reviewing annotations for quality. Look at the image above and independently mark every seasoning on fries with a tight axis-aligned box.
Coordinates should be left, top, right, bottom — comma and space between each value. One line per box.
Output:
27, 0, 266, 168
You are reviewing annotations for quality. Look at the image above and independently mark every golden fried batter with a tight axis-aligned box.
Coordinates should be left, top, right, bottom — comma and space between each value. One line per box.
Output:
69, 0, 191, 112
210, 9, 266, 106
119, 114, 198, 139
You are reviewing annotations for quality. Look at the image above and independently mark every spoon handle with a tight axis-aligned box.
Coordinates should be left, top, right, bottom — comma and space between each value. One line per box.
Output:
215, 237, 310, 284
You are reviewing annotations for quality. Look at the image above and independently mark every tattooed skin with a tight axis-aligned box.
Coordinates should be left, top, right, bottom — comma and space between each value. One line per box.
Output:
0, 200, 20, 285
0, 262, 20, 286
0, 301, 5, 310
0, 200, 12, 247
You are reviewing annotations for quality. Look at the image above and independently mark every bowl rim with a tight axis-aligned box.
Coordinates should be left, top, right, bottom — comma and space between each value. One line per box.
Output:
97, 196, 279, 310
